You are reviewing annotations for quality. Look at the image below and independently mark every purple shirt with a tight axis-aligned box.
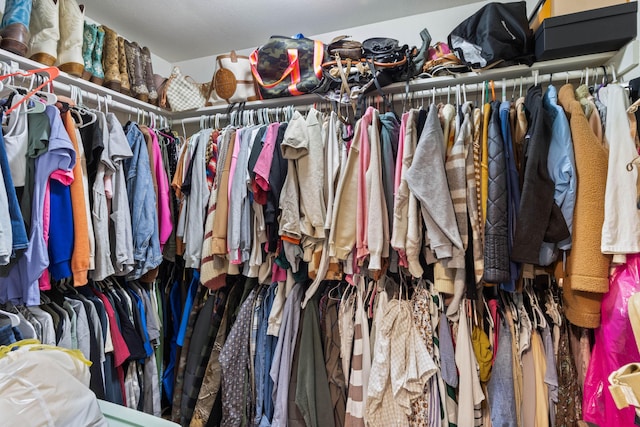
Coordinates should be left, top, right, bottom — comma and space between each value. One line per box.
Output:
0, 106, 75, 305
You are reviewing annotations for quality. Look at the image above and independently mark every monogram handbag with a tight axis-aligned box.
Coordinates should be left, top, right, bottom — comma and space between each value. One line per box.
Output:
159, 66, 206, 112
207, 51, 259, 104
250, 35, 324, 99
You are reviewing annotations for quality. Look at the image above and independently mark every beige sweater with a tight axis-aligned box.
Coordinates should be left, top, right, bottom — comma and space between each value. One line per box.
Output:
329, 118, 362, 260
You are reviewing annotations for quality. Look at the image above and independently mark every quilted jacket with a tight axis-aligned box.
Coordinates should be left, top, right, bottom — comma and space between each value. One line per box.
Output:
482, 102, 510, 284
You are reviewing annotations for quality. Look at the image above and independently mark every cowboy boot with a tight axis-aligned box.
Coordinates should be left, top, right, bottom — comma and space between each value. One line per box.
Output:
29, 0, 59, 65
124, 40, 149, 102
0, 0, 32, 56
101, 26, 120, 92
81, 22, 96, 80
117, 36, 130, 95
89, 25, 104, 85
140, 46, 158, 105
57, 0, 85, 77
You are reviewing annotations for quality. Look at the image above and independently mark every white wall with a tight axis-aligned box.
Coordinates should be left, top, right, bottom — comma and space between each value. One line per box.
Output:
175, 0, 540, 82
82, 16, 174, 77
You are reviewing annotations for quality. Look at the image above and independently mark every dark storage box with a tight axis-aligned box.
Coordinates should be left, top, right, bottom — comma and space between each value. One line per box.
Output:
534, 2, 637, 61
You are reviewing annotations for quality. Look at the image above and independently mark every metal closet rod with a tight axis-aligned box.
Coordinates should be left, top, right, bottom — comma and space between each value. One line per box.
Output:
176, 64, 620, 127
53, 80, 172, 126
406, 65, 618, 103
177, 104, 313, 126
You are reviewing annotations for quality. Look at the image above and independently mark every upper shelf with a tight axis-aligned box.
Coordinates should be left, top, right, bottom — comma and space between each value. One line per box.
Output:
0, 47, 167, 117
0, 44, 634, 121
171, 49, 623, 119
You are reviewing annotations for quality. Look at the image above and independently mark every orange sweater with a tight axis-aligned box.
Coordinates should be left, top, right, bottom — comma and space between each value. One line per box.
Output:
62, 111, 90, 286
556, 84, 611, 328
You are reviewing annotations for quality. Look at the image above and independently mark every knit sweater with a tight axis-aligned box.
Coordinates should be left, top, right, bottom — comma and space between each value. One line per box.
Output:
556, 84, 611, 328
406, 104, 462, 262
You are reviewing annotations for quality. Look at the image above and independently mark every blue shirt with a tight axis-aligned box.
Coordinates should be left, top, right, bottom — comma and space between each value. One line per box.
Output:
540, 85, 577, 265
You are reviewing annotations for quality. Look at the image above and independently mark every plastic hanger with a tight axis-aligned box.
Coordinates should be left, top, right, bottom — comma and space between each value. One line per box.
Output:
29, 74, 57, 106
0, 308, 20, 327
524, 280, 547, 329
482, 295, 495, 329
0, 66, 59, 116
69, 86, 96, 128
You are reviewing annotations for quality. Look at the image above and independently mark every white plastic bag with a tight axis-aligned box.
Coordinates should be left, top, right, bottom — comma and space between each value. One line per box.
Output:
0, 340, 107, 427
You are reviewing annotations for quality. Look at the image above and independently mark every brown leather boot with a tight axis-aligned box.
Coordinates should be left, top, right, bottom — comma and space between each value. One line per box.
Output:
0, 0, 32, 57
140, 46, 158, 105
117, 36, 131, 96
124, 40, 149, 102
100, 26, 120, 92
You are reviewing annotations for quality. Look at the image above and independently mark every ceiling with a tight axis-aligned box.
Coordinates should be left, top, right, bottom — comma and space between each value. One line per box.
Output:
83, 0, 485, 63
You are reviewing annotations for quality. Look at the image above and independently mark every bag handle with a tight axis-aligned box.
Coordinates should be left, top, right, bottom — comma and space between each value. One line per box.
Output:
250, 48, 300, 89
322, 56, 408, 69
159, 72, 177, 108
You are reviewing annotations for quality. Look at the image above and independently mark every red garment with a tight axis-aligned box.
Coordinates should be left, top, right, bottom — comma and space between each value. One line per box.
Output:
93, 288, 131, 367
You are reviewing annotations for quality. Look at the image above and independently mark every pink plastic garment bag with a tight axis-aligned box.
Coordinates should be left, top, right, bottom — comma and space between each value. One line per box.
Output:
583, 253, 640, 426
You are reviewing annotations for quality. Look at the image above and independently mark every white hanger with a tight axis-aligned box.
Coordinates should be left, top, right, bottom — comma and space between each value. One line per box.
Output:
524, 279, 547, 329
0, 309, 19, 327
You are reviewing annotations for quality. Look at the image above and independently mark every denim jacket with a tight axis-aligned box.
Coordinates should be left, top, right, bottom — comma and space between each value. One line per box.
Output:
124, 123, 162, 279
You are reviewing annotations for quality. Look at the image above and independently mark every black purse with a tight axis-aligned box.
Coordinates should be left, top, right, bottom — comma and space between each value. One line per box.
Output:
361, 37, 409, 93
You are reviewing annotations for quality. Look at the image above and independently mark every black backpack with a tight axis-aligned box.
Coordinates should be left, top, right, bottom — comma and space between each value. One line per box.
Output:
448, 2, 534, 70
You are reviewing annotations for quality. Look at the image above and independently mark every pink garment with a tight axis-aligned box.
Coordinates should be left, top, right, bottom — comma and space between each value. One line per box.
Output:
583, 253, 640, 426
39, 182, 51, 291
254, 122, 279, 197
104, 175, 113, 199
489, 299, 500, 365
39, 170, 74, 291
271, 261, 287, 283
150, 130, 173, 249
93, 288, 131, 367
355, 108, 373, 263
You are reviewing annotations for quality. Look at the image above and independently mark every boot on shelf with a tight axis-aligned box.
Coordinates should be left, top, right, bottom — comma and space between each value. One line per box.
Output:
81, 21, 96, 80
117, 36, 131, 96
124, 39, 149, 103
57, 0, 85, 77
101, 26, 121, 92
89, 25, 104, 85
29, 0, 59, 65
140, 46, 157, 105
0, 0, 32, 56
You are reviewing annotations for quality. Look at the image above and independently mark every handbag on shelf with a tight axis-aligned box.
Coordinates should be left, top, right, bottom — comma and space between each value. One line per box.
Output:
327, 35, 363, 61
423, 42, 470, 76
207, 51, 258, 104
159, 66, 206, 112
250, 35, 325, 99
448, 1, 534, 70
361, 37, 409, 92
